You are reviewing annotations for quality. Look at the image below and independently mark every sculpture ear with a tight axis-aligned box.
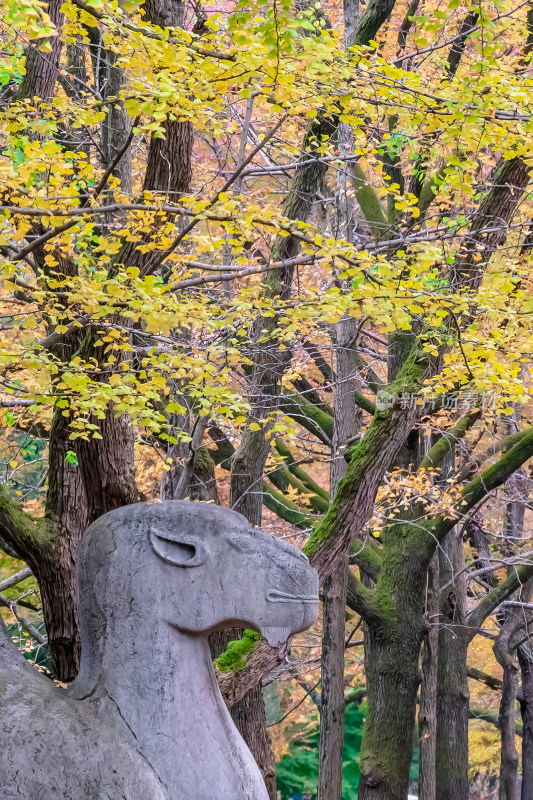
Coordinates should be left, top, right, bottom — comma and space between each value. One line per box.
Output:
149, 527, 207, 567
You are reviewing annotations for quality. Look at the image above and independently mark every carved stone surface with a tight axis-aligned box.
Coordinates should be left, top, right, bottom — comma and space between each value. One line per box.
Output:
0, 500, 319, 799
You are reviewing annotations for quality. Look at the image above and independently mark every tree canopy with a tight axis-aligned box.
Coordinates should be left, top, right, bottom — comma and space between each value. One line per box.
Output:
2, 0, 533, 797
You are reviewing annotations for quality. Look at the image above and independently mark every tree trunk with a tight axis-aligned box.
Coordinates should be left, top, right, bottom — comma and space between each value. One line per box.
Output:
12, 0, 140, 682
518, 644, 533, 800
230, 682, 277, 798
226, 394, 278, 798
41, 394, 137, 680
497, 443, 526, 800
41, 409, 89, 680
162, 444, 219, 503
317, 561, 348, 800
435, 629, 470, 800
358, 612, 424, 800
76, 405, 137, 523
357, 523, 428, 800
100, 50, 132, 195
452, 157, 530, 291
499, 663, 520, 800
317, 315, 362, 800
419, 554, 439, 800
435, 530, 470, 800
143, 117, 193, 199
18, 0, 64, 101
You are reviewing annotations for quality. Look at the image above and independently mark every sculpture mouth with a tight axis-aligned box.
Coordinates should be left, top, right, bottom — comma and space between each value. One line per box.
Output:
267, 590, 317, 604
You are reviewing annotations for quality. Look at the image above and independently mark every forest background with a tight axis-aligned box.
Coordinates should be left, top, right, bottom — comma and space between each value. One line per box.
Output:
1, 0, 533, 797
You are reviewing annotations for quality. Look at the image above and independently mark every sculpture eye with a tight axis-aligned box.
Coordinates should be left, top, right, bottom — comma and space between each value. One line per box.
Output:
149, 529, 207, 567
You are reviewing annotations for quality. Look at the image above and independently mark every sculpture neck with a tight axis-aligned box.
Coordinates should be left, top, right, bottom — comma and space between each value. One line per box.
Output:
73, 620, 267, 799
101, 621, 216, 723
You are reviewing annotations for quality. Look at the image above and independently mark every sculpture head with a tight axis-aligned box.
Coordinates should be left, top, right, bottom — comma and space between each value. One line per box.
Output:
76, 501, 318, 652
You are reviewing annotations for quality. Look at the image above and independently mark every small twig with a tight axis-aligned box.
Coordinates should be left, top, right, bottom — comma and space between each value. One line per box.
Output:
344, 617, 363, 648
267, 679, 321, 727
0, 594, 47, 645
449, 309, 474, 380
345, 638, 365, 649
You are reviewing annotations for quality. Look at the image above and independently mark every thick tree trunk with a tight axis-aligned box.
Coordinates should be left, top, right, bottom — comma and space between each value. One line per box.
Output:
435, 531, 469, 800
317, 561, 348, 800
143, 0, 184, 27
356, 324, 427, 800
435, 629, 470, 800
143, 117, 193, 199
42, 410, 89, 680
230, 406, 280, 527
451, 157, 530, 291
18, 0, 64, 101
357, 524, 427, 800
36, 541, 81, 680
76, 406, 137, 523
42, 396, 137, 680
13, 0, 140, 682
499, 663, 520, 800
230, 683, 277, 798
419, 554, 439, 800
518, 644, 533, 800
226, 385, 278, 798
358, 615, 424, 800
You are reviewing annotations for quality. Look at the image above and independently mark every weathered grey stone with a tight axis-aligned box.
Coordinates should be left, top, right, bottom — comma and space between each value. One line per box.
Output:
0, 500, 318, 798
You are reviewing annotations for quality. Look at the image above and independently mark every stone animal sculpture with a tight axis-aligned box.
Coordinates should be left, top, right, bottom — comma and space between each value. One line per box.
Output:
0, 500, 319, 799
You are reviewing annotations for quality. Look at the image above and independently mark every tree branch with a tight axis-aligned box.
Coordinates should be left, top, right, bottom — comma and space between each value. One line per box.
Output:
432, 427, 533, 544
467, 562, 533, 637
346, 569, 383, 627
0, 487, 50, 565
418, 409, 480, 471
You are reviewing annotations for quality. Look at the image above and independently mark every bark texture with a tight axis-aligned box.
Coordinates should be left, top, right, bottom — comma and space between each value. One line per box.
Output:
139, 3, 191, 199
498, 663, 520, 800
435, 530, 469, 800
162, 444, 219, 503
100, 50, 133, 195
317, 561, 348, 800
317, 315, 362, 800
451, 157, 530, 291
518, 643, 533, 800
42, 410, 88, 678
18, 0, 64, 101
143, 118, 193, 198
494, 496, 526, 800
419, 555, 439, 800
357, 555, 426, 800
